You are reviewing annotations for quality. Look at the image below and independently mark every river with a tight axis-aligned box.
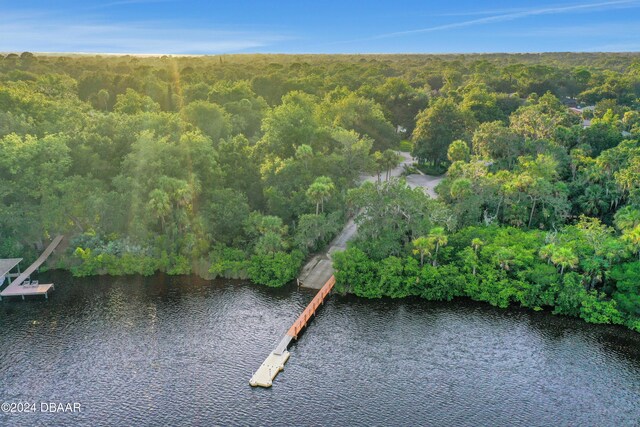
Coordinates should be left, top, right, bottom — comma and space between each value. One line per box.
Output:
1, 272, 639, 426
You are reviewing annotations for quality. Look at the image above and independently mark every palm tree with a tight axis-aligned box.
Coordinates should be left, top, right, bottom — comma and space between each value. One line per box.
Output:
469, 238, 483, 275
615, 206, 640, 232
371, 151, 384, 183
538, 243, 556, 264
550, 246, 578, 274
306, 176, 335, 214
428, 227, 448, 266
579, 185, 607, 216
471, 238, 483, 254
412, 236, 434, 267
494, 247, 514, 271
382, 149, 402, 180
622, 225, 640, 260
96, 89, 110, 111
315, 176, 335, 213
295, 144, 313, 169
147, 189, 171, 232
306, 182, 325, 215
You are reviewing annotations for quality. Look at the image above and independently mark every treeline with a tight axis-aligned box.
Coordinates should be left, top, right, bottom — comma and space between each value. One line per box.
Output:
330, 72, 640, 331
0, 53, 639, 330
334, 227, 636, 329
0, 53, 412, 286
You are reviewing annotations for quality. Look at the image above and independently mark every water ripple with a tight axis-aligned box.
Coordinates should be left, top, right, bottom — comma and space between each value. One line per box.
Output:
0, 273, 638, 426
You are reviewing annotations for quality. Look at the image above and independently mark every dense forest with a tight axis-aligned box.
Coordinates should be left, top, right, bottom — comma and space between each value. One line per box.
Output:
1, 52, 639, 331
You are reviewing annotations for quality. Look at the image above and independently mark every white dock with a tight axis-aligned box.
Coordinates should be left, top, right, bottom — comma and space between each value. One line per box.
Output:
250, 276, 334, 388
0, 258, 22, 284
0, 235, 63, 300
249, 350, 291, 388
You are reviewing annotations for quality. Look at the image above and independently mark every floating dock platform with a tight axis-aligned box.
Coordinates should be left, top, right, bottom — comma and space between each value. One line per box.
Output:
249, 335, 293, 387
250, 275, 335, 387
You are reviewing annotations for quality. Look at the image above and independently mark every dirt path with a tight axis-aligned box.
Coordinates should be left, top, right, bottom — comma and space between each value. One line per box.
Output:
298, 152, 444, 289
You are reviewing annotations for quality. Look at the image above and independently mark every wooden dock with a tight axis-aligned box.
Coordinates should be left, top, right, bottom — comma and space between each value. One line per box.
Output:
0, 258, 23, 284
0, 235, 63, 300
250, 275, 335, 387
287, 275, 335, 339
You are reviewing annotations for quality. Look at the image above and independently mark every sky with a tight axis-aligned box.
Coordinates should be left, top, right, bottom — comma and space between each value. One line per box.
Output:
1, 0, 639, 54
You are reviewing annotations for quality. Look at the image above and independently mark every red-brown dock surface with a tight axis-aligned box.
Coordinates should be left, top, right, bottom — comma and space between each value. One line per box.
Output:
250, 275, 335, 387
286, 275, 335, 339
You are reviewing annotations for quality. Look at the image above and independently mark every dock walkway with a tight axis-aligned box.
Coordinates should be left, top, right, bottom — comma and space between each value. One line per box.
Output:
0, 258, 22, 283
298, 152, 441, 289
0, 235, 63, 300
250, 153, 444, 387
250, 275, 335, 387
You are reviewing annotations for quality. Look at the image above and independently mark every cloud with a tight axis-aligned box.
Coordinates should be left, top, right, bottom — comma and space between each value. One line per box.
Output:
85, 0, 177, 11
427, 7, 532, 17
337, 0, 640, 44
498, 21, 640, 38
0, 14, 290, 54
329, 0, 640, 45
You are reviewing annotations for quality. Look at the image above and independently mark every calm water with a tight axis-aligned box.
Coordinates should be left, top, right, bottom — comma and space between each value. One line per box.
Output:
1, 272, 639, 427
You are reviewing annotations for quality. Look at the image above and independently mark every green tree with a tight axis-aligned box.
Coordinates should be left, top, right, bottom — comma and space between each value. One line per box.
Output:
248, 250, 304, 287
429, 226, 448, 266
381, 149, 402, 180
621, 225, 640, 260
147, 189, 171, 232
294, 212, 342, 254
331, 127, 373, 182
447, 140, 470, 163
539, 243, 556, 264
412, 98, 474, 166
306, 176, 335, 214
472, 121, 523, 168
610, 262, 640, 321
182, 100, 231, 143
412, 236, 434, 267
550, 246, 578, 274
509, 92, 578, 140
113, 88, 160, 114
460, 84, 504, 123
295, 144, 314, 169
258, 91, 320, 159
614, 206, 640, 232
347, 179, 442, 259
321, 90, 399, 151
96, 89, 110, 111
363, 77, 428, 135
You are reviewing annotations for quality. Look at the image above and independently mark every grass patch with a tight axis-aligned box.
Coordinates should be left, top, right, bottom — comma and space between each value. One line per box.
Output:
416, 163, 448, 175
398, 140, 413, 152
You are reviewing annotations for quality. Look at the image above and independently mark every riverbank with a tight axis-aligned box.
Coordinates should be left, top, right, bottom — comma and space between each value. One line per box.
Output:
2, 272, 639, 426
11, 263, 638, 336
332, 243, 640, 333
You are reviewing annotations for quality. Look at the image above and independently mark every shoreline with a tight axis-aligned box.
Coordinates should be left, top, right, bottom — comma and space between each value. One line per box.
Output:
8, 268, 638, 335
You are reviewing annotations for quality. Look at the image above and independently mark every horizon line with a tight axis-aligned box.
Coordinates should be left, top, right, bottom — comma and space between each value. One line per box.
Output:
3, 50, 640, 57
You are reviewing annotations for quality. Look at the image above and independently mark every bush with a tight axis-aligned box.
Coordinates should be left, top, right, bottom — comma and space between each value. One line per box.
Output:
417, 162, 448, 175
293, 212, 343, 255
209, 247, 250, 279
580, 291, 624, 325
247, 250, 304, 287
71, 247, 161, 277
399, 140, 413, 152
333, 247, 380, 297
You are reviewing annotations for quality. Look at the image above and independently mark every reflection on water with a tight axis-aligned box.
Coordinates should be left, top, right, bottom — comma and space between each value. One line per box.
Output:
1, 272, 639, 426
